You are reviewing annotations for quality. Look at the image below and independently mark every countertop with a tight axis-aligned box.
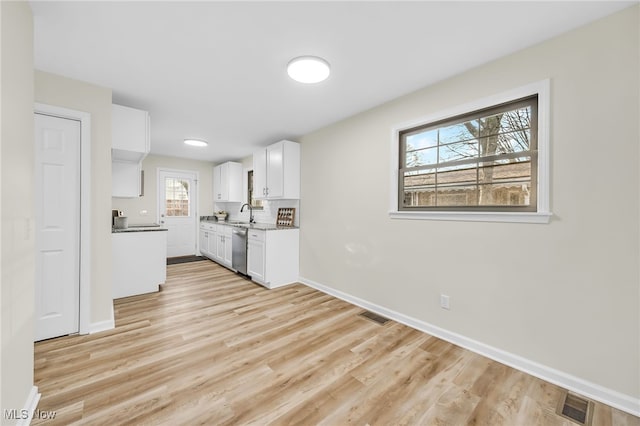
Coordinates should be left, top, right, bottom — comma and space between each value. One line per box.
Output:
112, 224, 168, 233
200, 219, 298, 231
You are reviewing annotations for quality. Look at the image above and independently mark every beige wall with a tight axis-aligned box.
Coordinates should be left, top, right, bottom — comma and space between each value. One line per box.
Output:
34, 71, 113, 325
112, 154, 215, 224
299, 6, 639, 401
1, 0, 35, 418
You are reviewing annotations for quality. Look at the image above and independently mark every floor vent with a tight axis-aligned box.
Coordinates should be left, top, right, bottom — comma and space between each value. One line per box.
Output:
557, 392, 593, 425
358, 310, 390, 325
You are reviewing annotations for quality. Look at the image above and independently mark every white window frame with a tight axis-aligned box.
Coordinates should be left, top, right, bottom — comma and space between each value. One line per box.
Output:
389, 79, 552, 224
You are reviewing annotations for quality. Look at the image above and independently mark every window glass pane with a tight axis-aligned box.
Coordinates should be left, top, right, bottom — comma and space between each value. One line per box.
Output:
437, 185, 478, 206
478, 157, 531, 184
406, 130, 438, 151
404, 168, 436, 188
404, 188, 436, 207
478, 182, 531, 206
495, 129, 530, 153
165, 177, 190, 217
439, 140, 478, 163
248, 170, 263, 209
437, 163, 477, 185
439, 120, 477, 144
406, 147, 437, 167
480, 106, 531, 138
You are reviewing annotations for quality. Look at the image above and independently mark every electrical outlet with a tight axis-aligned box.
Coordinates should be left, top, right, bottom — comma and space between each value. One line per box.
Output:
440, 294, 450, 310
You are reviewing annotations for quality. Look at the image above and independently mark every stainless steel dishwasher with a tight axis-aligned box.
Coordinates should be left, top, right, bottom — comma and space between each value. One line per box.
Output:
231, 227, 248, 275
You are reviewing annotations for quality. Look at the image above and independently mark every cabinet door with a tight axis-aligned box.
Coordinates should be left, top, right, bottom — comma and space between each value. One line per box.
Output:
266, 143, 284, 198
253, 149, 267, 199
199, 230, 209, 257
213, 164, 224, 201
247, 239, 266, 283
223, 229, 233, 266
112, 104, 149, 158
208, 230, 218, 260
112, 161, 140, 198
216, 233, 225, 262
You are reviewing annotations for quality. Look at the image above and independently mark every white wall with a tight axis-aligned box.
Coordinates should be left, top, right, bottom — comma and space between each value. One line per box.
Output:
34, 71, 114, 326
112, 154, 215, 224
0, 0, 35, 420
299, 5, 639, 408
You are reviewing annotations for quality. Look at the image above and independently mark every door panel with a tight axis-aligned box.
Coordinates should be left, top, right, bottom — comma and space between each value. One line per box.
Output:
34, 113, 80, 341
159, 170, 198, 257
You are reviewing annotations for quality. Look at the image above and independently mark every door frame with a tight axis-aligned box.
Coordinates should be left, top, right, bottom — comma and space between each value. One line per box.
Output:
34, 103, 91, 335
157, 167, 199, 256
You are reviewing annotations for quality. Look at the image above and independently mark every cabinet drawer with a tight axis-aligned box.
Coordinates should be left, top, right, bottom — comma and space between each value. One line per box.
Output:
200, 223, 216, 231
247, 229, 265, 242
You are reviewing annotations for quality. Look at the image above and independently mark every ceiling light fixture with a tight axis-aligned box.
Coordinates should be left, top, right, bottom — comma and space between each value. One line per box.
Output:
287, 56, 330, 84
184, 139, 208, 147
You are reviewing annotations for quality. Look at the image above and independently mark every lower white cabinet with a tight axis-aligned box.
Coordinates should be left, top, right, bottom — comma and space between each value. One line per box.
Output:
247, 231, 266, 283
200, 222, 232, 269
247, 228, 299, 289
199, 223, 216, 258
214, 225, 232, 267
200, 221, 298, 287
112, 230, 167, 298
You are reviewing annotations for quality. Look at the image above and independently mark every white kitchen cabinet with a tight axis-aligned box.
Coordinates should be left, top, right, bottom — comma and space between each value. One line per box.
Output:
253, 140, 300, 200
112, 160, 141, 198
112, 104, 150, 162
112, 230, 167, 299
247, 228, 299, 288
112, 104, 150, 197
199, 227, 210, 257
247, 230, 266, 283
214, 225, 233, 267
213, 161, 243, 202
199, 222, 216, 259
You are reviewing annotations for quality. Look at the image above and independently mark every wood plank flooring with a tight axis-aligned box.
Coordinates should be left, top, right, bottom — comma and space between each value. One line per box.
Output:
33, 261, 640, 425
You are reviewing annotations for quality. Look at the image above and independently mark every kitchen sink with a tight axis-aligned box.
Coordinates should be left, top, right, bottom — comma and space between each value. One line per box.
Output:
225, 221, 250, 227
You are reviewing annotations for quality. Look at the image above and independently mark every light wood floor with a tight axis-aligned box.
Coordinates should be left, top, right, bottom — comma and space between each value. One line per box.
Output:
34, 261, 639, 425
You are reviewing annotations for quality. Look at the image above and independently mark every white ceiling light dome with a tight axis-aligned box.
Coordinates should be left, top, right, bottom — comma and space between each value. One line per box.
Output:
184, 139, 208, 147
287, 56, 331, 84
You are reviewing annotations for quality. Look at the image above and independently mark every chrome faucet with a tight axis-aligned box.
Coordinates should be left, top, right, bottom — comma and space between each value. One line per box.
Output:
240, 203, 255, 223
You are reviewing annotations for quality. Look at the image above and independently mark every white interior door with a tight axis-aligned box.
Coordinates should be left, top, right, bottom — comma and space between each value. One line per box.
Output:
158, 169, 198, 257
34, 113, 80, 341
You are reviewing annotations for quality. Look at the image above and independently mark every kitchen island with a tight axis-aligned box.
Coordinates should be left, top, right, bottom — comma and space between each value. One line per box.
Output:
112, 226, 168, 299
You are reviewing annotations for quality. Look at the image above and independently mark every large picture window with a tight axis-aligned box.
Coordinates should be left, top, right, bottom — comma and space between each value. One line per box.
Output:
391, 80, 551, 223
399, 95, 538, 212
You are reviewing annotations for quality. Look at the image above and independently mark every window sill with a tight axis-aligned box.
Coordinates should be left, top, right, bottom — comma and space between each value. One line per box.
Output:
389, 210, 552, 224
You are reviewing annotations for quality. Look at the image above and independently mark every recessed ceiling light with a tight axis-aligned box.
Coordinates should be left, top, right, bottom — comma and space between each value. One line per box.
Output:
184, 139, 208, 147
287, 56, 330, 84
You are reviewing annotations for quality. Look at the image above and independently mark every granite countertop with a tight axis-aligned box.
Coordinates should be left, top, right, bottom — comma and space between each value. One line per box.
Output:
200, 218, 298, 231
112, 224, 168, 233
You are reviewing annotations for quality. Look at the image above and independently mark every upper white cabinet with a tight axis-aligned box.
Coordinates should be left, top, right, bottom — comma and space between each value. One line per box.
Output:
253, 140, 300, 200
112, 104, 150, 163
112, 104, 150, 197
213, 161, 243, 202
112, 161, 141, 198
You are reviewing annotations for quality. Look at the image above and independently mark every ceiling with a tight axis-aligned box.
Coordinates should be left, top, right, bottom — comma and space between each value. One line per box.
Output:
30, 1, 634, 163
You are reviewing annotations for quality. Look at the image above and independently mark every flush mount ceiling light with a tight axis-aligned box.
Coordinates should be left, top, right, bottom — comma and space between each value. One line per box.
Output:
184, 139, 208, 147
287, 56, 331, 84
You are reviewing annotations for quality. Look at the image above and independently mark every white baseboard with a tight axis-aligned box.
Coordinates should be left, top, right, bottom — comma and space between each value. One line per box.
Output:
299, 276, 640, 417
16, 386, 40, 426
88, 303, 115, 334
